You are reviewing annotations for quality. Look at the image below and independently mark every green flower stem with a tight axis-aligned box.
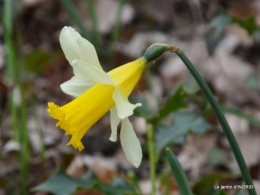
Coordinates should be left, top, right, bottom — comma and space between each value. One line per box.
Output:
166, 148, 193, 195
176, 49, 256, 195
147, 124, 156, 194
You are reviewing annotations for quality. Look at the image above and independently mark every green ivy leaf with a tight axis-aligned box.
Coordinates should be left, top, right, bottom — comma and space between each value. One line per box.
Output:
204, 10, 259, 55
207, 147, 228, 167
131, 94, 151, 118
148, 85, 191, 124
204, 11, 231, 55
33, 167, 97, 195
154, 109, 211, 151
100, 178, 136, 195
33, 167, 136, 195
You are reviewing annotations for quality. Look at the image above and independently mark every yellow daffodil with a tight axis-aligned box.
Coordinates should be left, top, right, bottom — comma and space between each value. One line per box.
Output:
47, 27, 148, 167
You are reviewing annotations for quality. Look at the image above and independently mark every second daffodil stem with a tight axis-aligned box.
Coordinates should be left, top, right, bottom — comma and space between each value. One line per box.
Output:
143, 43, 256, 195
147, 123, 156, 194
175, 49, 256, 195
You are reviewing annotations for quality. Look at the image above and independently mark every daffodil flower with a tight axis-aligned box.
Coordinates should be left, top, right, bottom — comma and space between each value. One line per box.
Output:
47, 27, 148, 167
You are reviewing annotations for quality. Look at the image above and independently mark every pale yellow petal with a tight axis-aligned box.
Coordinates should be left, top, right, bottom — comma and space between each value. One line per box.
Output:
60, 76, 95, 97
108, 58, 146, 119
72, 59, 114, 85
120, 118, 142, 168
109, 107, 121, 142
59, 26, 102, 69
113, 88, 141, 119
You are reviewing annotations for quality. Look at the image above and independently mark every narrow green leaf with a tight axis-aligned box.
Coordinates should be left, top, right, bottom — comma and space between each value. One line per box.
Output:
99, 178, 136, 195
110, 0, 126, 54
148, 85, 191, 124
58, 0, 90, 39
85, 0, 102, 47
4, 1, 30, 194
166, 148, 193, 195
127, 171, 142, 195
221, 106, 260, 127
155, 110, 211, 151
3, 0, 13, 34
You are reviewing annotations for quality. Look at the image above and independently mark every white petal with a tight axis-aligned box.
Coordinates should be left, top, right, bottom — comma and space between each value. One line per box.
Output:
72, 59, 114, 85
113, 89, 141, 119
120, 118, 142, 168
59, 26, 102, 69
109, 107, 121, 142
60, 76, 94, 97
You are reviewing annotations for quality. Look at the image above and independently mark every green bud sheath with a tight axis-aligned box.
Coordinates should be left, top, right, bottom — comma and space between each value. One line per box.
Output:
143, 45, 168, 62
142, 43, 179, 62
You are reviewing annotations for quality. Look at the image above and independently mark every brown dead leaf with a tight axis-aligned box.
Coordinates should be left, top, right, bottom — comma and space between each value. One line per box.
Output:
177, 133, 217, 179
66, 155, 87, 178
223, 133, 260, 171
228, 2, 255, 19
82, 155, 120, 183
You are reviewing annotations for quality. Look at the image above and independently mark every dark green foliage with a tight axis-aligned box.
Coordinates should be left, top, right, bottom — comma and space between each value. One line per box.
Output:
192, 173, 232, 195
132, 94, 151, 118
204, 10, 259, 55
25, 50, 54, 75
204, 11, 231, 55
231, 14, 258, 36
166, 148, 193, 195
233, 189, 246, 195
207, 147, 228, 167
33, 167, 136, 195
155, 109, 211, 151
148, 85, 191, 124
132, 85, 192, 123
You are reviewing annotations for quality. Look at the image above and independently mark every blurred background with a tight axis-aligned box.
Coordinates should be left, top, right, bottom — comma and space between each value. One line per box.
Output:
1, 0, 260, 194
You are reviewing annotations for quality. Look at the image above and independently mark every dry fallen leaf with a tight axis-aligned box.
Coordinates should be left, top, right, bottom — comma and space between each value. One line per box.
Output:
95, 0, 134, 34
